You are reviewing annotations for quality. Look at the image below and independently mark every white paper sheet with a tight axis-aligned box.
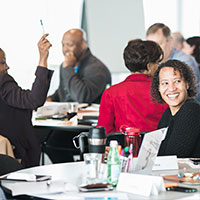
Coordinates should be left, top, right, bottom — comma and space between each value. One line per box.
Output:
116, 172, 165, 197
8, 180, 78, 196
132, 127, 168, 174
153, 155, 178, 171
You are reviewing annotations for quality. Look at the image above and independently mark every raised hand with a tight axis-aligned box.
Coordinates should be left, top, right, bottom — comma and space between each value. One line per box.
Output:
38, 34, 52, 68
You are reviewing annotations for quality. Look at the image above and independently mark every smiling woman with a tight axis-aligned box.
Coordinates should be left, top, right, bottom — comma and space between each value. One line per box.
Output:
158, 67, 189, 115
151, 59, 200, 158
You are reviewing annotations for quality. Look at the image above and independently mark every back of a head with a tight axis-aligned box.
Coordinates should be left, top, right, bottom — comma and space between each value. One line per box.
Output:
186, 36, 200, 64
187, 36, 200, 45
123, 39, 163, 72
146, 23, 171, 39
172, 32, 185, 50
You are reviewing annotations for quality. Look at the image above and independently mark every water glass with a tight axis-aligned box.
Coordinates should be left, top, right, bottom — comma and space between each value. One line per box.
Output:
83, 153, 103, 184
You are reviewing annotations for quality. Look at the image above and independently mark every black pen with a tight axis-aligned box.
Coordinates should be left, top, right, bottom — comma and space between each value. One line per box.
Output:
166, 186, 198, 193
190, 158, 200, 165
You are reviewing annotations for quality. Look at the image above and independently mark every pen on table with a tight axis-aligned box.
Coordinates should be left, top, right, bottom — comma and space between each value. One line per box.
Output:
78, 103, 92, 110
120, 149, 125, 156
124, 146, 129, 157
117, 145, 122, 155
35, 116, 48, 120
125, 154, 131, 172
164, 183, 178, 188
40, 19, 45, 34
126, 144, 133, 172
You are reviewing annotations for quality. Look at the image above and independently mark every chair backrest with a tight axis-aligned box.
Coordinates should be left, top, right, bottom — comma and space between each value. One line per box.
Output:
106, 132, 125, 147
0, 154, 23, 176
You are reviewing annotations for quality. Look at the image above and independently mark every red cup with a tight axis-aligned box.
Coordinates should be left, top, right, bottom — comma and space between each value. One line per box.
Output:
120, 125, 141, 157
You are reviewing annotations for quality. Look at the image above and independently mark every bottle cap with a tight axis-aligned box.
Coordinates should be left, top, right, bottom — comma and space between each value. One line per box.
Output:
110, 140, 118, 147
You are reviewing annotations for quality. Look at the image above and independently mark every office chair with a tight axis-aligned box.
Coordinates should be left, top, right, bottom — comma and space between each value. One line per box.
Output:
41, 130, 81, 164
106, 132, 125, 147
0, 154, 23, 176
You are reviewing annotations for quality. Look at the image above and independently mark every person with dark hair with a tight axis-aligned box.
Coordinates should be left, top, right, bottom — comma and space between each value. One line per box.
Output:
97, 39, 168, 134
183, 36, 200, 68
146, 23, 200, 101
151, 59, 200, 158
0, 34, 53, 167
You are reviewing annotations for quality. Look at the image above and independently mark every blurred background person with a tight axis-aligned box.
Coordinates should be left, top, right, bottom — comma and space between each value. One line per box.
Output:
151, 59, 200, 158
172, 32, 185, 50
146, 23, 200, 102
182, 36, 200, 69
47, 28, 111, 104
43, 29, 111, 164
97, 39, 168, 134
0, 34, 53, 167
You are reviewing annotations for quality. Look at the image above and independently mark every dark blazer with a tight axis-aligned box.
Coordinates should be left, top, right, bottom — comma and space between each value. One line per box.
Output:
0, 67, 53, 167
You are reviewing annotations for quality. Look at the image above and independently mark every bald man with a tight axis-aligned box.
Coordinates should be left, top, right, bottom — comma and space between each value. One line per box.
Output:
47, 29, 111, 104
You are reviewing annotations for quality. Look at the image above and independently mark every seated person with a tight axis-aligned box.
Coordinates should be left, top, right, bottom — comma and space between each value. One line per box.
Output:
0, 187, 6, 200
47, 28, 111, 104
172, 31, 185, 50
146, 23, 200, 102
43, 29, 111, 163
151, 59, 200, 158
97, 39, 168, 134
183, 36, 200, 69
0, 34, 53, 167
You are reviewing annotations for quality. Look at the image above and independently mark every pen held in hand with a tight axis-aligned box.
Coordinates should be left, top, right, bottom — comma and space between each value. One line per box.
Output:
40, 19, 45, 34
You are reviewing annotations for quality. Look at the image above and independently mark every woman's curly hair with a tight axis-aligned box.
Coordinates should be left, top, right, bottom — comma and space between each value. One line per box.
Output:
151, 59, 198, 104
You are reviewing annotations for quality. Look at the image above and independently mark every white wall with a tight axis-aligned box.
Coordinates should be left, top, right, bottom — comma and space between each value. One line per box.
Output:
0, 0, 83, 94
2, 0, 200, 95
143, 0, 200, 38
85, 0, 145, 73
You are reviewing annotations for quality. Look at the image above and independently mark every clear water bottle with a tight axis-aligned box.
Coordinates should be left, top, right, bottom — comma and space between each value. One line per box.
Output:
107, 140, 121, 186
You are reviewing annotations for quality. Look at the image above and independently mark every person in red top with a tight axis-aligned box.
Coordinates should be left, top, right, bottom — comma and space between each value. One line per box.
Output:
97, 39, 168, 134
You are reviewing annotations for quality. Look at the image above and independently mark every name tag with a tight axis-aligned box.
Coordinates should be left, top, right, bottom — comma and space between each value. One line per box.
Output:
116, 172, 165, 197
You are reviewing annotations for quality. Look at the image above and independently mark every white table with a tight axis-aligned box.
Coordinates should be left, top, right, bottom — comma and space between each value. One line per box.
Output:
32, 102, 99, 129
32, 103, 100, 164
1, 161, 200, 200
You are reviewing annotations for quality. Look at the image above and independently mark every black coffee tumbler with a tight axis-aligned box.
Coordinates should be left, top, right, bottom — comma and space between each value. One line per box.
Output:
88, 127, 106, 153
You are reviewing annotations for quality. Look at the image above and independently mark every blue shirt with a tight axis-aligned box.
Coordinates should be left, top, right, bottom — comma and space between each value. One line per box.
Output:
170, 48, 200, 101
0, 187, 6, 200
